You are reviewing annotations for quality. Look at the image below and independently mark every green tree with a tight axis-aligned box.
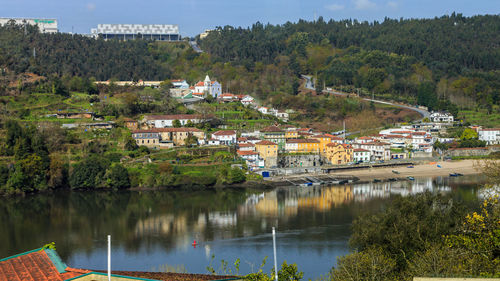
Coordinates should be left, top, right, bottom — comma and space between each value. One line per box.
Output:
104, 163, 130, 189
69, 155, 110, 189
173, 119, 182, 128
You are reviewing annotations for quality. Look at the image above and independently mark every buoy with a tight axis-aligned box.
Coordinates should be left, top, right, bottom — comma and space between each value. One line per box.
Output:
192, 240, 197, 248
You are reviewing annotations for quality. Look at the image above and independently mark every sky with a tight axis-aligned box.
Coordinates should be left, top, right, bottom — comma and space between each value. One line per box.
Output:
2, 0, 499, 37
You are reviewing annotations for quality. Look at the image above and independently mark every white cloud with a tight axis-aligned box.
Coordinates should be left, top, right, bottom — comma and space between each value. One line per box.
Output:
387, 1, 398, 9
326, 4, 345, 11
86, 3, 96, 11
353, 0, 376, 10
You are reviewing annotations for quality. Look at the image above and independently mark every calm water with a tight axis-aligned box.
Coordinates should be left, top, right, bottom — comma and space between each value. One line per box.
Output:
0, 176, 484, 279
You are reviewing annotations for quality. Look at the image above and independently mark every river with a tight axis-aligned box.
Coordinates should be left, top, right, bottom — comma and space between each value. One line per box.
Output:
0, 175, 484, 280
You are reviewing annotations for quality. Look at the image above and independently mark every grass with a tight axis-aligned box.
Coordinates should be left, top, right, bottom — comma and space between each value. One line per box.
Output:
458, 109, 500, 127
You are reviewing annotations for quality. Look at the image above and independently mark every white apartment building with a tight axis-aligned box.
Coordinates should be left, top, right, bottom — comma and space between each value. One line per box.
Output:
479, 128, 500, 145
212, 130, 237, 145
353, 149, 371, 163
430, 112, 454, 123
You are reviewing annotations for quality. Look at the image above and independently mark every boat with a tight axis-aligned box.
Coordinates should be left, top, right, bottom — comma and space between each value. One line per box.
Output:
388, 178, 398, 182
407, 176, 415, 181
392, 170, 400, 174
449, 173, 459, 177
456, 173, 464, 176
407, 165, 414, 168
373, 179, 381, 183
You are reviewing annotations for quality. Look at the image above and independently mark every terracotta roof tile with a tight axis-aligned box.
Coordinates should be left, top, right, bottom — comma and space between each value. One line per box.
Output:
256, 140, 277, 146
261, 126, 283, 132
213, 130, 236, 136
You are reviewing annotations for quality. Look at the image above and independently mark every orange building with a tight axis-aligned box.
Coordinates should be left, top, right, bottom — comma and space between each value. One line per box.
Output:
326, 143, 353, 165
285, 138, 320, 154
255, 140, 278, 167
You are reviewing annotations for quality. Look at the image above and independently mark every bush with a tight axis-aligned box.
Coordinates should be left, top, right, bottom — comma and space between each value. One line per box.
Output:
69, 155, 110, 189
104, 163, 130, 189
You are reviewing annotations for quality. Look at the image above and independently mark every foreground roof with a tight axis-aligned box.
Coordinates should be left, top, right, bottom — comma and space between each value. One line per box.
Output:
0, 248, 90, 281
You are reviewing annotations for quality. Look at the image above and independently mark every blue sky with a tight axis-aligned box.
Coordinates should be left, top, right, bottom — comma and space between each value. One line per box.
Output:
2, 0, 499, 37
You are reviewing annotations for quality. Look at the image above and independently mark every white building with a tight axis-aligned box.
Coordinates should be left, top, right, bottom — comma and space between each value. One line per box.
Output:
0, 18, 58, 33
143, 114, 203, 128
194, 75, 222, 98
258, 107, 269, 114
430, 112, 454, 123
479, 128, 500, 145
237, 150, 262, 168
241, 95, 255, 106
91, 24, 180, 41
274, 110, 289, 122
171, 79, 189, 89
353, 149, 371, 163
353, 142, 391, 161
212, 130, 237, 145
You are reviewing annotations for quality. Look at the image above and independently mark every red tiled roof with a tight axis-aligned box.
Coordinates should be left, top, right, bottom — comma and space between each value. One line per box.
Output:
213, 130, 236, 136
195, 81, 204, 86
153, 128, 203, 133
297, 128, 312, 132
310, 134, 331, 139
256, 140, 277, 146
0, 248, 90, 281
480, 128, 500, 131
145, 114, 202, 121
326, 142, 340, 147
358, 136, 373, 140
171, 79, 185, 82
298, 132, 312, 136
384, 135, 404, 139
237, 137, 248, 142
238, 143, 255, 147
354, 148, 370, 152
237, 150, 258, 156
261, 126, 283, 132
412, 132, 427, 135
392, 130, 413, 134
193, 92, 204, 96
132, 130, 159, 134
246, 136, 260, 140
287, 139, 320, 143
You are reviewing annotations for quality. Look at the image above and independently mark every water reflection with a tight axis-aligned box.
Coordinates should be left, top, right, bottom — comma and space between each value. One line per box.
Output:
0, 175, 483, 279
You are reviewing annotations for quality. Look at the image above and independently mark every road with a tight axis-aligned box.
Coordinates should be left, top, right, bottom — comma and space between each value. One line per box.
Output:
189, 40, 203, 53
301, 75, 429, 120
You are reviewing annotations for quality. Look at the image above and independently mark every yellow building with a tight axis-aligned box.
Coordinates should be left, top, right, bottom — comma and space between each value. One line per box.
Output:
255, 140, 278, 167
309, 134, 333, 156
285, 131, 299, 139
326, 143, 353, 165
285, 139, 320, 154
155, 128, 205, 146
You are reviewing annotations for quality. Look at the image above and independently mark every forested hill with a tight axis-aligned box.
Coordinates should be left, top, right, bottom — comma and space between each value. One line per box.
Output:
200, 14, 500, 74
0, 23, 177, 80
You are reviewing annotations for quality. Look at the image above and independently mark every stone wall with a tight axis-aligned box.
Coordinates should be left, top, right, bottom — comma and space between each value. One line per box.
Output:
446, 146, 500, 157
278, 154, 325, 168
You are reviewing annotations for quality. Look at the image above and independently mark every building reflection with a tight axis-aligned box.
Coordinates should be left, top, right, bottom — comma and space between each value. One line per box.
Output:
132, 177, 454, 242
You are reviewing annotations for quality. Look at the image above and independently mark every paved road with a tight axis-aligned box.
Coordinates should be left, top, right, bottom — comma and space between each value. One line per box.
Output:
324, 88, 430, 119
301, 75, 430, 119
189, 40, 203, 53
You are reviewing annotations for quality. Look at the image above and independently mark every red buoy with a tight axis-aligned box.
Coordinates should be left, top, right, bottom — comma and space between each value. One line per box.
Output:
192, 240, 197, 248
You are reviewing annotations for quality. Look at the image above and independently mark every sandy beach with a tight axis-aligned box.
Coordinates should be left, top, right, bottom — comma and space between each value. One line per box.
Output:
330, 160, 482, 181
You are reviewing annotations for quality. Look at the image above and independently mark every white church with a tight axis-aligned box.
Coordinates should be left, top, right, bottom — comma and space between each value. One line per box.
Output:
194, 75, 222, 99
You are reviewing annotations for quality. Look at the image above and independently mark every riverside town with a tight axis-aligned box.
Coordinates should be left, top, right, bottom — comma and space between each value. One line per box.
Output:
0, 6, 499, 281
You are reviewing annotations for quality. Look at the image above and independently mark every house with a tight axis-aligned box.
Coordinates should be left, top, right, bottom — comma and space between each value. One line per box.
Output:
241, 95, 255, 106
258, 107, 269, 114
255, 140, 278, 168
309, 134, 333, 156
326, 143, 353, 165
237, 150, 261, 168
260, 126, 286, 150
238, 143, 255, 151
153, 128, 205, 146
479, 128, 500, 145
143, 114, 204, 128
123, 118, 138, 130
218, 93, 238, 103
353, 142, 391, 161
356, 136, 374, 144
207, 138, 221, 146
131, 130, 161, 149
212, 130, 237, 145
353, 148, 371, 163
171, 79, 189, 89
246, 136, 262, 144
194, 75, 222, 98
285, 131, 299, 139
430, 112, 454, 123
237, 137, 248, 144
285, 139, 320, 154
274, 110, 289, 122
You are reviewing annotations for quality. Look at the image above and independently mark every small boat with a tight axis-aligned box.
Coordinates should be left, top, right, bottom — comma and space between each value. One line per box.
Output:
449, 173, 459, 177
407, 165, 414, 168
392, 170, 400, 174
388, 178, 398, 182
456, 173, 463, 176
407, 176, 415, 181
373, 179, 381, 183
437, 165, 442, 168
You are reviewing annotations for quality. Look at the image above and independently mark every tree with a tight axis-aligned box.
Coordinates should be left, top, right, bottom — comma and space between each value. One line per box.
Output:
330, 246, 396, 281
185, 134, 198, 147
124, 136, 139, 151
104, 164, 130, 189
69, 155, 110, 189
173, 119, 182, 128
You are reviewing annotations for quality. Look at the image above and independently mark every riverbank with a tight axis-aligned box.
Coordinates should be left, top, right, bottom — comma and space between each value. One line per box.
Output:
265, 160, 482, 183
330, 160, 480, 181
